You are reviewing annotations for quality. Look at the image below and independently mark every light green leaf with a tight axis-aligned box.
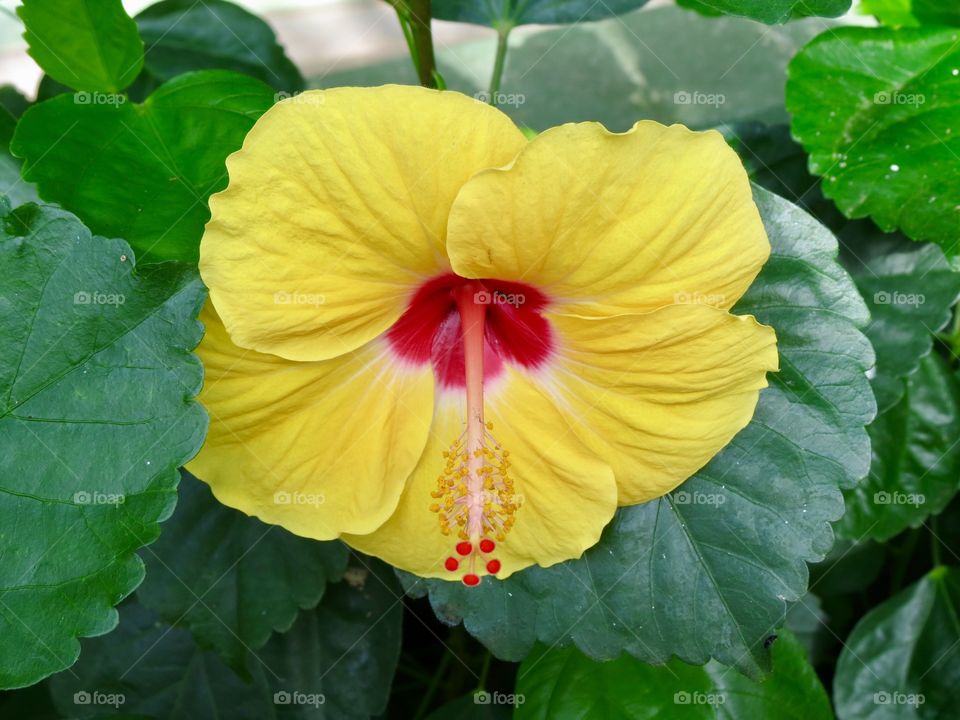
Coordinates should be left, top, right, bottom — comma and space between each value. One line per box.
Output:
432, 0, 650, 28
135, 0, 304, 94
137, 472, 349, 671
678, 0, 850, 23
18, 0, 143, 93
49, 562, 402, 718
400, 186, 874, 678
0, 201, 206, 689
515, 630, 832, 720
837, 353, 960, 542
833, 566, 960, 719
10, 70, 275, 263
787, 26, 960, 256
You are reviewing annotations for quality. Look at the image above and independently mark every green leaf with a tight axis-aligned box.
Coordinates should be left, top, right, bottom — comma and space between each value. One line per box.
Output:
137, 472, 349, 671
0, 85, 29, 151
860, 0, 922, 26
728, 123, 960, 411
10, 70, 275, 263
135, 0, 304, 94
0, 151, 40, 208
426, 695, 513, 719
840, 227, 960, 411
787, 26, 960, 256
837, 354, 960, 542
912, 0, 960, 25
0, 202, 206, 689
515, 630, 832, 720
432, 0, 650, 28
49, 562, 402, 718
400, 186, 874, 678
17, 0, 143, 93
833, 566, 960, 719
678, 0, 850, 23
327, 6, 829, 132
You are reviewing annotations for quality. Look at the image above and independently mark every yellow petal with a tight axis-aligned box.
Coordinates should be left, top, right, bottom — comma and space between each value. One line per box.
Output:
187, 303, 435, 538
344, 368, 618, 580
200, 85, 527, 362
446, 121, 767, 315
546, 304, 778, 504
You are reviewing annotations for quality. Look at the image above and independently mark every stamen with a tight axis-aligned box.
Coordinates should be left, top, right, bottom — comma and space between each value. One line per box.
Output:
427, 282, 522, 586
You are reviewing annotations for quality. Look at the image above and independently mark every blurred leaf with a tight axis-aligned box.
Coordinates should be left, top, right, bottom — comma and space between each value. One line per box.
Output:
425, 694, 513, 719
837, 354, 960, 542
0, 201, 206, 688
11, 70, 274, 263
809, 539, 887, 598
912, 0, 960, 25
18, 0, 143, 92
399, 187, 874, 678
0, 151, 40, 208
137, 472, 349, 672
49, 562, 401, 719
515, 630, 832, 720
432, 0, 650, 27
860, 0, 921, 26
785, 594, 831, 666
0, 86, 29, 151
135, 0, 303, 94
678, 0, 850, 23
324, 6, 828, 132
787, 27, 960, 256
833, 567, 960, 719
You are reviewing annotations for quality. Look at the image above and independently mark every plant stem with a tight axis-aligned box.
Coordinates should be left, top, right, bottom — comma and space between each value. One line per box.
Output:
488, 26, 512, 104
399, 0, 440, 88
477, 650, 492, 689
413, 649, 452, 719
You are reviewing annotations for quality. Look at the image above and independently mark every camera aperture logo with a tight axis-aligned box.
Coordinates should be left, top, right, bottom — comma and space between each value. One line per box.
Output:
273, 690, 325, 707
274, 490, 325, 507
74, 290, 125, 306
74, 690, 125, 708
474, 690, 525, 706
474, 289, 525, 308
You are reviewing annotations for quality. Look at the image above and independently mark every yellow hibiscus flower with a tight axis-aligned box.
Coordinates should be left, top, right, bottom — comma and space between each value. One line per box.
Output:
190, 84, 778, 585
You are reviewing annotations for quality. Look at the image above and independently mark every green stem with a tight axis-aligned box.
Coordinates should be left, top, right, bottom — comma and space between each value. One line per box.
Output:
413, 650, 452, 719
401, 0, 440, 88
488, 27, 511, 105
477, 650, 492, 689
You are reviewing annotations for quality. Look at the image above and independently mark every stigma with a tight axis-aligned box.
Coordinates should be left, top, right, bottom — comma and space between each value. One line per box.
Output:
428, 282, 522, 585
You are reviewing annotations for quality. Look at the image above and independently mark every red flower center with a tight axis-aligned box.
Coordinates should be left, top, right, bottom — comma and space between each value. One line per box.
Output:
386, 273, 554, 388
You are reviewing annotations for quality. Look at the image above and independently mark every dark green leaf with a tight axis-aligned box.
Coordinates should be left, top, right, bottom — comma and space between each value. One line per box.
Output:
399, 186, 874, 678
135, 0, 303, 94
809, 539, 887, 598
515, 630, 832, 720
678, 0, 850, 23
0, 150, 40, 208
860, 0, 922, 26
914, 0, 960, 25
0, 202, 206, 688
18, 0, 143, 92
432, 0, 650, 28
837, 354, 960, 542
0, 85, 29, 151
425, 694, 513, 720
137, 472, 349, 671
11, 70, 275, 263
327, 7, 829, 132
787, 26, 960, 256
49, 561, 402, 719
833, 566, 960, 719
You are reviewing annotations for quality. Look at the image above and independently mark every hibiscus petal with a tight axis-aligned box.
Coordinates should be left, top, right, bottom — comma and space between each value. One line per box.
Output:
201, 85, 527, 361
545, 304, 778, 504
344, 368, 618, 580
187, 303, 435, 537
446, 120, 768, 315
